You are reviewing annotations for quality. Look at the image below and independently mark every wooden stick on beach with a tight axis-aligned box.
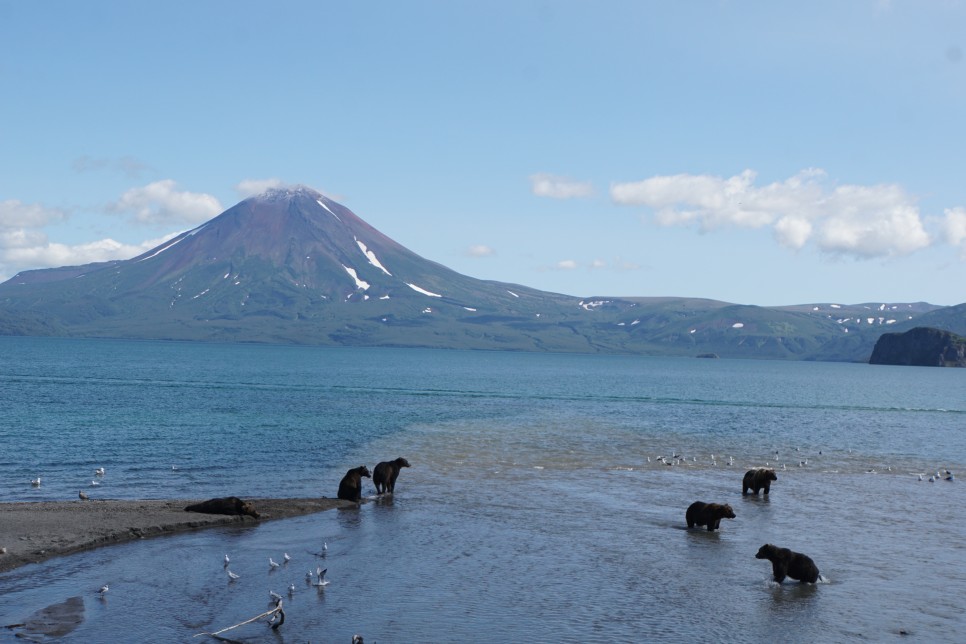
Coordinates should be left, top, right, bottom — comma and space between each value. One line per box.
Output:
193, 600, 284, 638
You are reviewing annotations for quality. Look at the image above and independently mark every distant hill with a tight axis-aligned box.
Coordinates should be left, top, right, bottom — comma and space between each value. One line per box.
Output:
1, 186, 963, 361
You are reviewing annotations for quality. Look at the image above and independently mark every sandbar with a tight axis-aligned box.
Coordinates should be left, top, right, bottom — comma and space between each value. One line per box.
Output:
0, 497, 353, 574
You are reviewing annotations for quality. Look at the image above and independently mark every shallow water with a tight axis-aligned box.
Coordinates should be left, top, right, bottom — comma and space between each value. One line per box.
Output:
1, 338, 964, 642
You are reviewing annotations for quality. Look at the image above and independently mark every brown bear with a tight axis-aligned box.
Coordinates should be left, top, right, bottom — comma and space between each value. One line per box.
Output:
685, 501, 736, 531
755, 544, 820, 584
742, 467, 778, 495
373, 457, 411, 494
337, 465, 371, 502
184, 496, 260, 518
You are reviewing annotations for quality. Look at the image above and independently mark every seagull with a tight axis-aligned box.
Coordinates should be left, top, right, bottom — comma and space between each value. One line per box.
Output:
94, 468, 105, 477
269, 557, 280, 569
224, 554, 230, 566
79, 490, 89, 500
227, 570, 240, 580
30, 478, 41, 487
269, 590, 282, 602
98, 584, 109, 594
283, 552, 291, 563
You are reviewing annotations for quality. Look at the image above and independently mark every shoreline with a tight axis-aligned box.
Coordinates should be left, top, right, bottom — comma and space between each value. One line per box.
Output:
0, 497, 354, 574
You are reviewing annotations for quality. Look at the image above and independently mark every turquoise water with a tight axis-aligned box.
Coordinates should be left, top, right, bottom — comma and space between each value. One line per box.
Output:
1, 337, 964, 642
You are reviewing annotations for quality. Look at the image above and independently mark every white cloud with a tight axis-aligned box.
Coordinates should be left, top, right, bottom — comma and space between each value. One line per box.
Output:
0, 200, 67, 229
530, 173, 594, 199
234, 178, 288, 198
108, 180, 223, 225
611, 169, 934, 259
466, 244, 495, 257
941, 207, 966, 257
0, 232, 180, 282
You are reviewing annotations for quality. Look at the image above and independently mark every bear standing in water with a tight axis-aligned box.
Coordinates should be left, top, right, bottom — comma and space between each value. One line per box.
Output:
685, 501, 736, 532
742, 468, 778, 495
337, 465, 371, 502
755, 544, 820, 583
373, 457, 411, 494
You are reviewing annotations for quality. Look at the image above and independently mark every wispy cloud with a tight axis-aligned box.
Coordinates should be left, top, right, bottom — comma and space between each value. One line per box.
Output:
530, 173, 593, 199
234, 178, 289, 198
72, 155, 153, 179
611, 169, 936, 259
466, 244, 496, 257
107, 180, 223, 225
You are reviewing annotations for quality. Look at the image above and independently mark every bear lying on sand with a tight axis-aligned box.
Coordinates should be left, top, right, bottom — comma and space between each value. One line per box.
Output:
184, 496, 260, 518
755, 544, 820, 584
742, 468, 778, 495
373, 457, 411, 494
685, 501, 736, 532
338, 465, 371, 502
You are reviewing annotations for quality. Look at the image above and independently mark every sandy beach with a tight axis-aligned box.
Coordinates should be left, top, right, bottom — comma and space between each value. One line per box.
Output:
0, 497, 354, 574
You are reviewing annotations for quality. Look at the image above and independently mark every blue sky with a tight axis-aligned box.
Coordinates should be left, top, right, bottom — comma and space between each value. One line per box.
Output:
2, 1, 965, 306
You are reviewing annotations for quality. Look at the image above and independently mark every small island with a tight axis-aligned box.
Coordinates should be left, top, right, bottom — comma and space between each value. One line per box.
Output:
869, 327, 966, 367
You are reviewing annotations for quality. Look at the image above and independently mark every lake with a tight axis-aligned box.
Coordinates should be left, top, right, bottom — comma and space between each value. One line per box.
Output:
1, 337, 964, 642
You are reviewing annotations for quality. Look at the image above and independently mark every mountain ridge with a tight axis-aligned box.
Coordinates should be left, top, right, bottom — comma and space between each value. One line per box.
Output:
1, 186, 963, 361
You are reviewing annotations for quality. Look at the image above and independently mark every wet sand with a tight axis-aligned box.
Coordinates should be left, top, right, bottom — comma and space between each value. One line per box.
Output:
0, 497, 353, 574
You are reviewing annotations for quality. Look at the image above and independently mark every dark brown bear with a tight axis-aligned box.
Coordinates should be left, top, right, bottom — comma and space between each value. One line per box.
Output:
685, 501, 736, 531
755, 544, 820, 584
742, 467, 778, 495
373, 457, 411, 494
337, 465, 371, 502
184, 496, 260, 518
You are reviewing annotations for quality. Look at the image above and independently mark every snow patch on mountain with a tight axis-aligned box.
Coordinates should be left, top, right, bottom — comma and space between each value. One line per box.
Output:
343, 265, 370, 290
355, 238, 392, 276
407, 283, 442, 297
139, 237, 185, 262
317, 199, 341, 221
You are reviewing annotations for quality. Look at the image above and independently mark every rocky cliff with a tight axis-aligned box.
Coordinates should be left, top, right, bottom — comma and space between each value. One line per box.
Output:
869, 327, 966, 367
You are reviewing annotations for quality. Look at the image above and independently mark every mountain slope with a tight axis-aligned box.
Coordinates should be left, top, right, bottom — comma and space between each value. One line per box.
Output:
1, 186, 961, 360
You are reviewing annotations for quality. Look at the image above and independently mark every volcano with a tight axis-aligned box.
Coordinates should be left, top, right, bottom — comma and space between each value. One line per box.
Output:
0, 186, 954, 359
0, 187, 614, 350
